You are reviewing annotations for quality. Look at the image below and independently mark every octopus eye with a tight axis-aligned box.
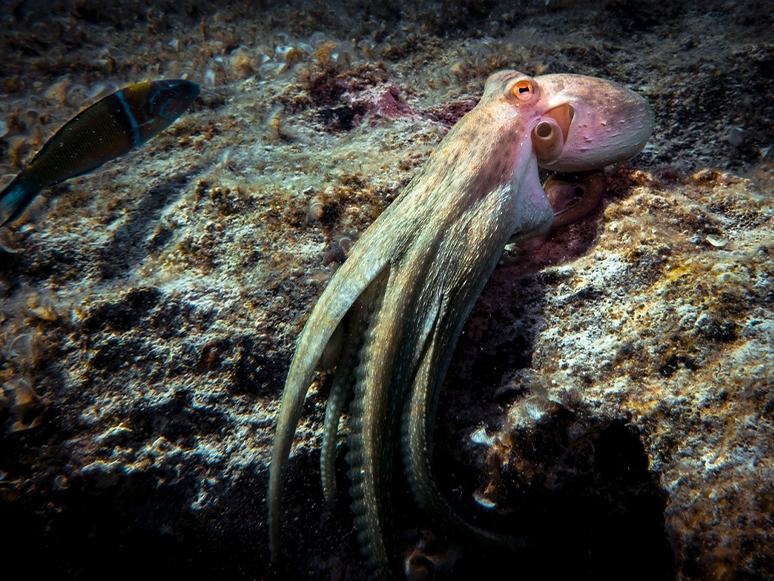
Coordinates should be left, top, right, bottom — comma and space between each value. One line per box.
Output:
513, 80, 534, 100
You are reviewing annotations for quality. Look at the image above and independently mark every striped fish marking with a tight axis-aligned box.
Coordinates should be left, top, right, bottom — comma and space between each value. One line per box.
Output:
0, 79, 200, 227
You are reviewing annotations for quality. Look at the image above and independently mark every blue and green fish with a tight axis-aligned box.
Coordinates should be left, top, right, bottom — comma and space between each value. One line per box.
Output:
0, 79, 200, 227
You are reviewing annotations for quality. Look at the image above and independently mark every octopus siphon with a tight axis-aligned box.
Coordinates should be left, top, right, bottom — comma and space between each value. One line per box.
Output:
268, 70, 654, 579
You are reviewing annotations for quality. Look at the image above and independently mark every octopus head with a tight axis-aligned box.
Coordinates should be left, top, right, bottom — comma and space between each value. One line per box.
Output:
532, 72, 654, 172
484, 71, 654, 172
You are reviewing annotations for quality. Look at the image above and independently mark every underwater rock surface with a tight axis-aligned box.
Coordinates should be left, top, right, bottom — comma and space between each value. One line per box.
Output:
0, 1, 772, 579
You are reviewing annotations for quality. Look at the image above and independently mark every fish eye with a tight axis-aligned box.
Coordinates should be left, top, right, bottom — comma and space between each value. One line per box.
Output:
513, 80, 534, 100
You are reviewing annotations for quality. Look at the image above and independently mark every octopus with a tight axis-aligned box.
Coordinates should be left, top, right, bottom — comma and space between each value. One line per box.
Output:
268, 70, 654, 579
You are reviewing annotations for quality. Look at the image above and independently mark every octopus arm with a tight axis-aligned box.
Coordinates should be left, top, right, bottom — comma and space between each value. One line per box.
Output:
346, 152, 553, 576
268, 237, 392, 559
268, 186, 434, 559
401, 154, 550, 551
320, 265, 392, 502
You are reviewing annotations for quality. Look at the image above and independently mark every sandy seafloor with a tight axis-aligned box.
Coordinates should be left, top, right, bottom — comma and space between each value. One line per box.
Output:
0, 1, 773, 579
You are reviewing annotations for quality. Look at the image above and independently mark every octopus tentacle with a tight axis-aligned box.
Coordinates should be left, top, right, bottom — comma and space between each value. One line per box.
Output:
321, 267, 391, 502
346, 151, 553, 576
401, 295, 528, 549
319, 348, 353, 500
345, 267, 398, 572
344, 240, 449, 574
400, 154, 551, 552
545, 170, 607, 228
268, 158, 447, 557
268, 245, 392, 558
320, 345, 355, 502
268, 166, 441, 560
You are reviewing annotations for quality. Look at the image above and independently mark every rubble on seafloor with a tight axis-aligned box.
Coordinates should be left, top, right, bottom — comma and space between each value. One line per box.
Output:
0, 1, 773, 580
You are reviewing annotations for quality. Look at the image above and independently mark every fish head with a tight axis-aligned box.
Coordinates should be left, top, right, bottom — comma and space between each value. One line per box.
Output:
123, 79, 200, 143
146, 80, 201, 121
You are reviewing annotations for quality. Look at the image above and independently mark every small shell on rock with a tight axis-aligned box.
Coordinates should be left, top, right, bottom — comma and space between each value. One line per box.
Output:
5, 377, 43, 432
203, 68, 217, 87
706, 234, 728, 248
472, 490, 497, 509
258, 61, 282, 78
309, 197, 324, 220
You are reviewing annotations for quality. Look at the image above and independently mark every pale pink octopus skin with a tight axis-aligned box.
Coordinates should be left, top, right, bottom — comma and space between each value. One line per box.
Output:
269, 70, 654, 579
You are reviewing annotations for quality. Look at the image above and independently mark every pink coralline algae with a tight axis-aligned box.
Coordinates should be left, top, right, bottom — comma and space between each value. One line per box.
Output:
375, 84, 415, 118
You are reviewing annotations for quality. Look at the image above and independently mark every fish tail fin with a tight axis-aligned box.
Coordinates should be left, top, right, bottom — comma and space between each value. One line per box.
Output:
0, 174, 39, 227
